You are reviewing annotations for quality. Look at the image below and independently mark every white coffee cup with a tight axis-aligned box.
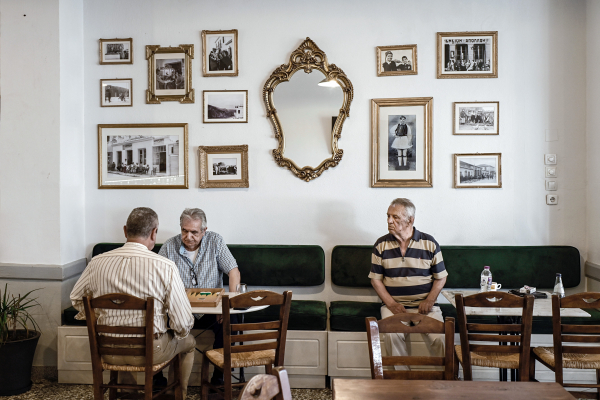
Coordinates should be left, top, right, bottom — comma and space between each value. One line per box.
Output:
490, 282, 502, 291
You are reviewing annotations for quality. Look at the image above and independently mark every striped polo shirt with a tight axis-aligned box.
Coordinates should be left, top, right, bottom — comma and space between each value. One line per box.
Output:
369, 228, 448, 307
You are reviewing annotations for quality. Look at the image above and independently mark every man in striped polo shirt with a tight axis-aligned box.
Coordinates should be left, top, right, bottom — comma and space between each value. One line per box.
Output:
369, 198, 448, 369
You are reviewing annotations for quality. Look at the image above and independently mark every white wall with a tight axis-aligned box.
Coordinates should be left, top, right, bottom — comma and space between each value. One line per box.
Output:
83, 0, 588, 303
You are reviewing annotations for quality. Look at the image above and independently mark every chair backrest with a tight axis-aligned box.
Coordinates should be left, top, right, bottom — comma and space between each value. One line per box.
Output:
551, 292, 600, 380
83, 294, 154, 371
365, 313, 455, 380
222, 290, 292, 368
455, 292, 533, 376
239, 366, 292, 400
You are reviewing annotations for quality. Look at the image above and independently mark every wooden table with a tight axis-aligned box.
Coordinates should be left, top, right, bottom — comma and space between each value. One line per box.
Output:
332, 379, 576, 400
190, 292, 269, 314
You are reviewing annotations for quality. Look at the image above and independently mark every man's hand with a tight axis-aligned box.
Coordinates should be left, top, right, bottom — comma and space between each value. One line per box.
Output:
418, 298, 435, 314
387, 302, 406, 315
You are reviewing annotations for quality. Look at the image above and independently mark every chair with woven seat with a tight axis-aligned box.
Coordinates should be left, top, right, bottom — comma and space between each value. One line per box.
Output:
365, 313, 456, 380
531, 292, 600, 399
83, 294, 183, 400
239, 366, 292, 400
201, 290, 292, 400
455, 292, 534, 381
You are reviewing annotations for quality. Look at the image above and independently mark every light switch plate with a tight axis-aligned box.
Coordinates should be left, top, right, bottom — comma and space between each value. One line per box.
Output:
545, 166, 557, 178
545, 180, 557, 191
545, 154, 557, 165
546, 194, 558, 205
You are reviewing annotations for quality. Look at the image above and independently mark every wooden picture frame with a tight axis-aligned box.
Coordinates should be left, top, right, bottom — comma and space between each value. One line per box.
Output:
98, 123, 188, 189
453, 101, 499, 135
99, 38, 132, 65
437, 31, 498, 79
203, 90, 248, 123
100, 79, 132, 107
376, 44, 418, 76
146, 44, 194, 104
201, 29, 238, 77
198, 145, 248, 188
454, 153, 502, 188
371, 97, 433, 188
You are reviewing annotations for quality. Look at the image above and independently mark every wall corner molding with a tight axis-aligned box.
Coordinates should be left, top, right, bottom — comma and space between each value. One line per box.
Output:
0, 258, 87, 281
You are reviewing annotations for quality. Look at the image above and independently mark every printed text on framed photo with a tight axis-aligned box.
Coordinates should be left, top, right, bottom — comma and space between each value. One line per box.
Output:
198, 145, 249, 188
100, 79, 132, 107
203, 90, 248, 123
376, 44, 417, 76
453, 101, 499, 135
99, 38, 132, 65
146, 44, 194, 104
454, 153, 502, 188
437, 31, 498, 79
202, 29, 238, 77
371, 97, 433, 188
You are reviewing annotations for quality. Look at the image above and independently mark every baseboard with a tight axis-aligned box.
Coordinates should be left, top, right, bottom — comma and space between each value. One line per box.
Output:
32, 366, 58, 382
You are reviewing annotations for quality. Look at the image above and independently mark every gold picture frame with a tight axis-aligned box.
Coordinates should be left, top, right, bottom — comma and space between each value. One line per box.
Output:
376, 44, 418, 76
371, 97, 433, 188
198, 145, 249, 188
98, 123, 188, 189
201, 29, 238, 77
203, 90, 248, 123
453, 101, 499, 135
453, 153, 502, 188
437, 31, 498, 79
100, 79, 132, 107
146, 44, 194, 104
99, 38, 132, 65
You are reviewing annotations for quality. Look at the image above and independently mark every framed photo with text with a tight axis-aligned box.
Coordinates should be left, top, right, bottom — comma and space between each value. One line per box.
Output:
99, 38, 132, 65
100, 79, 132, 107
202, 29, 238, 77
454, 153, 502, 188
98, 123, 188, 189
437, 31, 498, 79
198, 145, 249, 188
376, 44, 417, 76
203, 90, 248, 123
453, 101, 499, 135
146, 44, 194, 104
371, 97, 433, 187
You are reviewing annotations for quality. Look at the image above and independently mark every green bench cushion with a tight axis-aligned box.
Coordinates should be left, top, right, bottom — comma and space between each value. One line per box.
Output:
329, 301, 382, 332
243, 300, 327, 331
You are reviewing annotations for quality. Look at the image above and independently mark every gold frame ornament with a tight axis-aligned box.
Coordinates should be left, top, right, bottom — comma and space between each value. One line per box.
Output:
263, 37, 354, 182
437, 31, 498, 79
98, 123, 189, 189
146, 44, 194, 104
376, 44, 418, 76
198, 145, 249, 188
371, 97, 433, 188
201, 29, 239, 77
99, 38, 133, 65
453, 153, 502, 189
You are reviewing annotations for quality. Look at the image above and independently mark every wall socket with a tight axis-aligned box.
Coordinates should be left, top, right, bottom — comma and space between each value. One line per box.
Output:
546, 194, 558, 205
545, 154, 557, 165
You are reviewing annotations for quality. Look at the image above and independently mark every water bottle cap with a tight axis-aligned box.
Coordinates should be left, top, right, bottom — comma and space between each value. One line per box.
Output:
484, 266, 490, 269
556, 273, 562, 277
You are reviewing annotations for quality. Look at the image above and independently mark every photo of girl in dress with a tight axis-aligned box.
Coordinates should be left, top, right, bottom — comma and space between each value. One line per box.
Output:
388, 115, 416, 171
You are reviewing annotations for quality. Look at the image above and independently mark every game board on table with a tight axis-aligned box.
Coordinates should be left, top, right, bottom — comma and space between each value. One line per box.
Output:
186, 288, 224, 307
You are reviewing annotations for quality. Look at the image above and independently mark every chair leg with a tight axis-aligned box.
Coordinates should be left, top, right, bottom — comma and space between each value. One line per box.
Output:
108, 370, 118, 400
173, 355, 183, 400
201, 355, 210, 400
529, 355, 537, 382
92, 367, 104, 400
453, 353, 460, 380
145, 369, 153, 400
224, 364, 233, 400
265, 364, 273, 374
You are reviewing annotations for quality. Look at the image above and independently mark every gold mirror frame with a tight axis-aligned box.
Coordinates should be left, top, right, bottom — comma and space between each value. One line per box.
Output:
263, 38, 354, 182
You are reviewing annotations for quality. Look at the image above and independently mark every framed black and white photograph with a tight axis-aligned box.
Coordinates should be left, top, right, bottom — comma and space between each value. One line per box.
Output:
454, 153, 502, 188
98, 123, 188, 189
203, 90, 247, 123
202, 29, 238, 77
437, 31, 498, 79
198, 145, 249, 188
100, 79, 132, 107
376, 45, 417, 76
99, 38, 132, 65
146, 44, 194, 104
371, 97, 433, 188
453, 101, 499, 135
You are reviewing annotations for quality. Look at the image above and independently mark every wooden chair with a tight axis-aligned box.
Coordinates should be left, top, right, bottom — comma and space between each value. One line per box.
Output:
239, 366, 292, 400
83, 294, 183, 400
455, 292, 534, 381
201, 290, 292, 400
365, 313, 456, 380
531, 292, 600, 399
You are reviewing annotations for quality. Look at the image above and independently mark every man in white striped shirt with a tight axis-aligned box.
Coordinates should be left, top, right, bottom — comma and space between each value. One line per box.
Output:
71, 207, 195, 398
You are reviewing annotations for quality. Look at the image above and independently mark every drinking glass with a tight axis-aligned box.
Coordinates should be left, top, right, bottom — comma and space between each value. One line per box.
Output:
236, 283, 248, 294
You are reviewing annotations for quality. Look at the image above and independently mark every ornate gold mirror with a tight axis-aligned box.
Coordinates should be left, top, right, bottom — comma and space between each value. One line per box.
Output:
263, 38, 353, 181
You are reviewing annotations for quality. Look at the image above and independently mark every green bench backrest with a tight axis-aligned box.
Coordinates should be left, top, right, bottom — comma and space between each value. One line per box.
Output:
331, 245, 581, 289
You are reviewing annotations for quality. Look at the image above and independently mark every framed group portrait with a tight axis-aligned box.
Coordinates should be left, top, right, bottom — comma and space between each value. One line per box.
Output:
198, 145, 249, 188
146, 44, 194, 104
371, 97, 433, 188
98, 123, 188, 189
437, 31, 498, 79
454, 153, 502, 188
376, 44, 417, 76
100, 79, 132, 107
203, 90, 248, 123
99, 38, 132, 65
453, 101, 499, 135
201, 29, 238, 77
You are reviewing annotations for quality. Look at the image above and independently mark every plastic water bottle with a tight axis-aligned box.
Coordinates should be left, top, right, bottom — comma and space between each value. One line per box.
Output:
480, 266, 492, 292
553, 273, 565, 298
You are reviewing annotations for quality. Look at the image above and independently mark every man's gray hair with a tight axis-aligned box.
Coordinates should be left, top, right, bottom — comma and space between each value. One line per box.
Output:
180, 208, 207, 230
126, 207, 158, 238
390, 198, 416, 222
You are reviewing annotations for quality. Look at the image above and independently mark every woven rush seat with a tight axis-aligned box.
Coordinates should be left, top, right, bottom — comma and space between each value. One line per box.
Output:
101, 359, 171, 372
455, 345, 520, 369
533, 346, 600, 369
205, 348, 276, 369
